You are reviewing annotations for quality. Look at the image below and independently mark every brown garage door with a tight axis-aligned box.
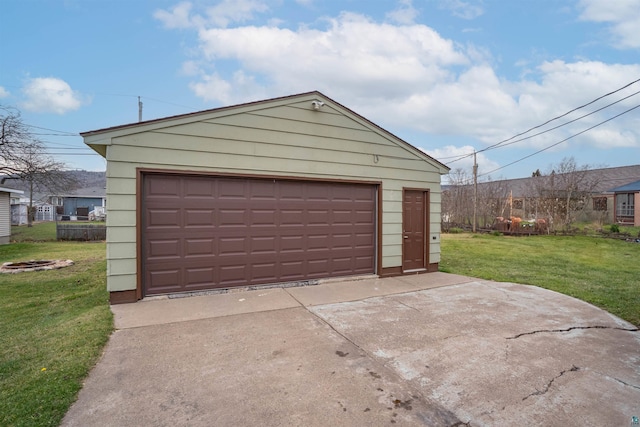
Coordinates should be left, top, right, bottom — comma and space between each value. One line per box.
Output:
142, 174, 376, 296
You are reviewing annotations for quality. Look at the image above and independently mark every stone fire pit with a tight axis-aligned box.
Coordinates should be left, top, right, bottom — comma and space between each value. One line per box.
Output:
1, 260, 74, 273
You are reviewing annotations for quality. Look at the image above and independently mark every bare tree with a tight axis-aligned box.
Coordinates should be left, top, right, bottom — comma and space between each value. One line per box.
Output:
1, 106, 32, 175
1, 105, 78, 226
442, 168, 473, 229
12, 144, 78, 226
477, 178, 509, 227
529, 157, 601, 231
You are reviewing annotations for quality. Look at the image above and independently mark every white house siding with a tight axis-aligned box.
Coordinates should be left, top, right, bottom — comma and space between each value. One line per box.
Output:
0, 192, 10, 244
85, 94, 448, 294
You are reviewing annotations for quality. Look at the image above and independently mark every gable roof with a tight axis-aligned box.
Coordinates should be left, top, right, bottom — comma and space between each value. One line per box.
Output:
610, 179, 640, 193
81, 91, 449, 174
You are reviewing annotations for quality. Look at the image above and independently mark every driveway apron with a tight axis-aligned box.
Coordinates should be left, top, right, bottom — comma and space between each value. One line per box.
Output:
62, 274, 640, 426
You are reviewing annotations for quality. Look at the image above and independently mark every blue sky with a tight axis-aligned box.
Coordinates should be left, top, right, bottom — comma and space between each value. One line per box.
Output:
2, 0, 639, 181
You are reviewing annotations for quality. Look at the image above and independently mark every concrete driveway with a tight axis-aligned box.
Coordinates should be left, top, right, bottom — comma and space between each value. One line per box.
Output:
62, 273, 640, 426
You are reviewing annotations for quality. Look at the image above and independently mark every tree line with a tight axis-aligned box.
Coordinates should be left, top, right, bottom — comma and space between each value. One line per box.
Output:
442, 157, 604, 233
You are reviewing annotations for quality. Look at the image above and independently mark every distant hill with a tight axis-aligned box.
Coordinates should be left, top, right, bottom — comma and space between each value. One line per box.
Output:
67, 170, 107, 189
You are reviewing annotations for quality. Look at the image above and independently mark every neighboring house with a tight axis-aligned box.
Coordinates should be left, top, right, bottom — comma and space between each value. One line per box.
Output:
82, 91, 450, 304
610, 180, 640, 226
445, 165, 640, 227
1, 186, 24, 244
50, 187, 106, 220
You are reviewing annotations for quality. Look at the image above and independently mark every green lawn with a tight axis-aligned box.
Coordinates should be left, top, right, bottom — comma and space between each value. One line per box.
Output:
1, 224, 112, 427
2, 224, 639, 425
440, 233, 640, 326
10, 222, 58, 242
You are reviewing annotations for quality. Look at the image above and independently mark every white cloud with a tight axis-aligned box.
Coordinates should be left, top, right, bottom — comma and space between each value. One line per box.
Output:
387, 0, 419, 25
204, 0, 269, 28
154, 0, 269, 29
157, 3, 640, 160
154, 2, 196, 29
20, 77, 85, 114
578, 0, 640, 49
439, 0, 484, 20
0, 86, 9, 98
423, 145, 500, 179
194, 12, 468, 99
189, 70, 267, 104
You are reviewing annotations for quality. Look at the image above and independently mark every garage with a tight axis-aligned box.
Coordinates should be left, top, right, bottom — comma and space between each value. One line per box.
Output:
82, 91, 449, 303
143, 173, 377, 296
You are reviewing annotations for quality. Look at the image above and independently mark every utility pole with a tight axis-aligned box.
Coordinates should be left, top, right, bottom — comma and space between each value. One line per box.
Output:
138, 96, 143, 122
473, 151, 478, 232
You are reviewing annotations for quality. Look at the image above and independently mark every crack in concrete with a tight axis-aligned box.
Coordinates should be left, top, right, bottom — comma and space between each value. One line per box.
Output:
591, 369, 640, 391
396, 300, 421, 312
613, 377, 640, 391
522, 366, 580, 401
507, 325, 639, 339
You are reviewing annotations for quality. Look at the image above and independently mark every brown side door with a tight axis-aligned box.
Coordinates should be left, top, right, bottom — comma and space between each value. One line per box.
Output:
402, 189, 428, 272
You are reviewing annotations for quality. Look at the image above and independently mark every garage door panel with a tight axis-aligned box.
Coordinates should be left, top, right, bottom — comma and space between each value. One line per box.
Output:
147, 209, 181, 228
147, 176, 180, 197
219, 264, 249, 286
355, 232, 375, 246
184, 238, 216, 257
218, 179, 247, 199
147, 239, 181, 260
185, 267, 215, 288
250, 209, 277, 226
250, 236, 277, 254
184, 178, 214, 197
184, 209, 215, 227
218, 209, 247, 226
251, 263, 278, 282
249, 180, 277, 199
218, 237, 247, 256
143, 174, 376, 296
280, 210, 304, 226
148, 269, 181, 290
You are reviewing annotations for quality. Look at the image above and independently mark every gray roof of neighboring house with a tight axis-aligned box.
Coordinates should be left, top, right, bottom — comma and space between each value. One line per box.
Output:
609, 179, 640, 193
471, 164, 640, 197
57, 187, 106, 198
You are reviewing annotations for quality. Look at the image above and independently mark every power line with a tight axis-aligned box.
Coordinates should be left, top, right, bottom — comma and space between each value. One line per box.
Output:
481, 88, 640, 152
481, 77, 640, 152
23, 124, 77, 136
478, 102, 640, 177
444, 77, 640, 165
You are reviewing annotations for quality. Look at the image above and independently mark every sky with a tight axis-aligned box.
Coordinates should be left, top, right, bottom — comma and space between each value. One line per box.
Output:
1, 0, 639, 182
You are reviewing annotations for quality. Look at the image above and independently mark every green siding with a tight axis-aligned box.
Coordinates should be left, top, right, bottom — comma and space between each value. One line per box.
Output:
87, 93, 447, 293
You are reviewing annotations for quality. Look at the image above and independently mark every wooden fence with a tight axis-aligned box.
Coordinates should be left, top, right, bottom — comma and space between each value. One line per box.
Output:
56, 223, 106, 241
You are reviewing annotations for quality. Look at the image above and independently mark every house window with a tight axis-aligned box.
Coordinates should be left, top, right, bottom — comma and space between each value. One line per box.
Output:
616, 193, 634, 217
593, 197, 607, 211
51, 196, 63, 206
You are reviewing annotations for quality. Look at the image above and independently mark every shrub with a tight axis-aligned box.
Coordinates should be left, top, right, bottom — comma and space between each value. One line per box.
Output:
610, 224, 620, 233
449, 227, 464, 234
491, 231, 503, 236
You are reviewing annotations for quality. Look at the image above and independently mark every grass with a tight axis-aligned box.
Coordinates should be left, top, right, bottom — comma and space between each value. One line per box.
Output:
572, 221, 640, 237
1, 224, 112, 427
440, 233, 640, 326
10, 222, 58, 242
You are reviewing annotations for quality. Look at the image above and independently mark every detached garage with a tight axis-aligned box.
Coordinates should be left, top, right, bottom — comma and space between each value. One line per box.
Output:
82, 91, 449, 303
